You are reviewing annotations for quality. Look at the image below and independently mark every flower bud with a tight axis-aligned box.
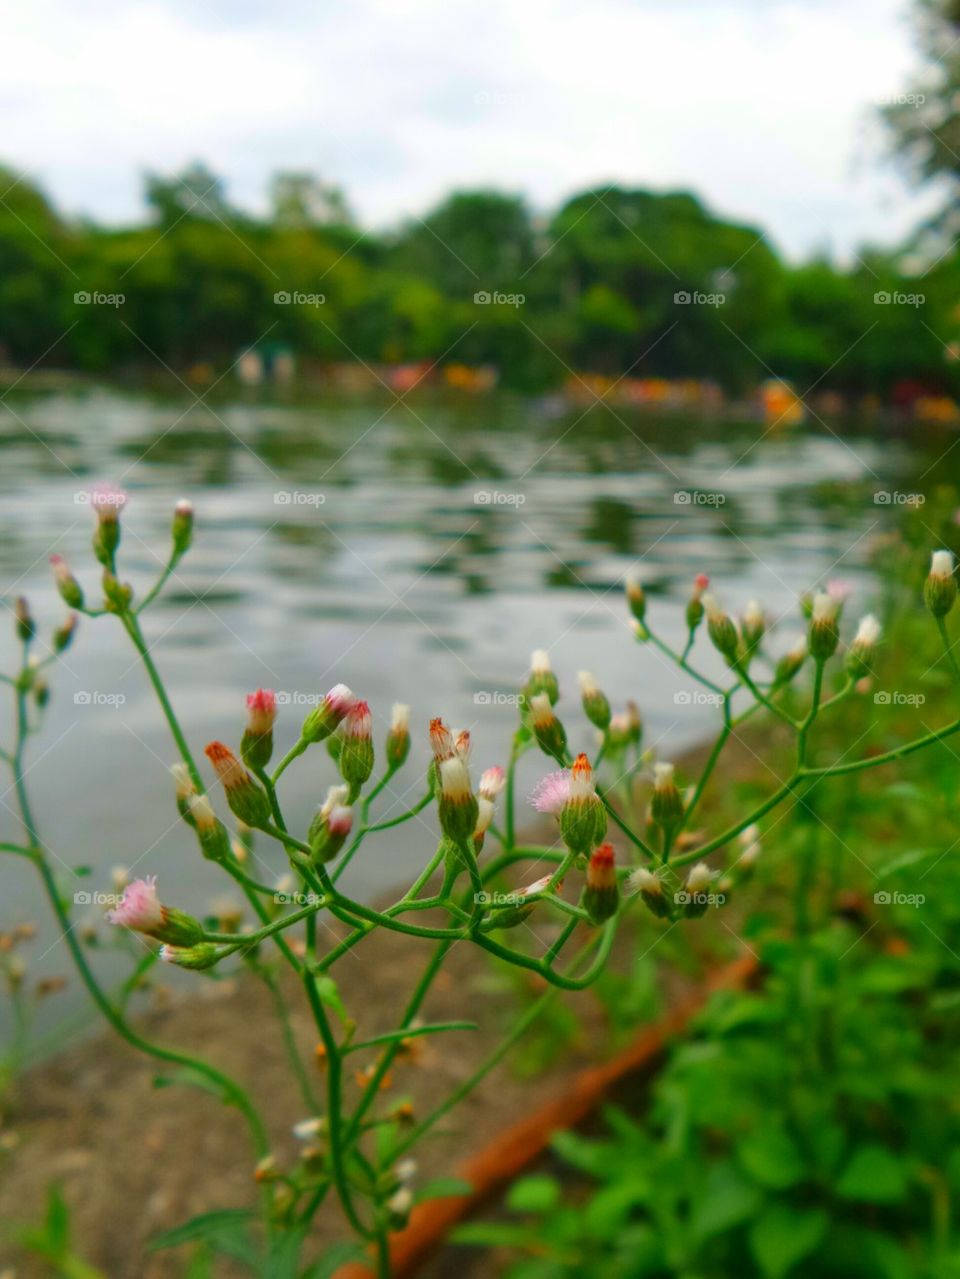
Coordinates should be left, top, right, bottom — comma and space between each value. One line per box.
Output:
188, 792, 231, 861
560, 754, 606, 853
479, 766, 505, 800
301, 684, 354, 745
90, 484, 127, 566
625, 572, 646, 623
479, 874, 556, 931
523, 649, 559, 706
578, 671, 611, 731
171, 499, 194, 559
102, 570, 134, 612
386, 703, 411, 770
429, 716, 455, 762
205, 741, 273, 829
680, 862, 713, 918
50, 555, 84, 610
159, 942, 219, 970
651, 762, 683, 831
242, 688, 277, 770
774, 639, 806, 685
737, 824, 762, 876
339, 700, 374, 796
52, 612, 79, 654
528, 692, 567, 760
584, 843, 619, 924
686, 573, 709, 631
14, 597, 35, 644
437, 756, 479, 845
741, 600, 765, 659
808, 592, 840, 661
107, 875, 204, 947
627, 866, 671, 919
924, 550, 957, 619
33, 675, 50, 709
308, 785, 354, 862
845, 614, 881, 678
704, 595, 740, 664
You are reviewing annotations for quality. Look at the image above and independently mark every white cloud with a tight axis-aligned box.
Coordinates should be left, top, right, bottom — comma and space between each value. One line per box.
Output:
0, 0, 938, 258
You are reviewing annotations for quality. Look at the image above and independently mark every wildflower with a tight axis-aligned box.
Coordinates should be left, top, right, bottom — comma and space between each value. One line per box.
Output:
808, 592, 840, 661
387, 1185, 414, 1227
242, 688, 277, 770
480, 874, 556, 931
159, 942, 220, 970
339, 700, 374, 796
528, 692, 567, 760
607, 702, 642, 753
205, 741, 273, 829
437, 756, 479, 845
924, 550, 957, 618
741, 600, 765, 658
187, 792, 230, 861
90, 484, 127, 566
686, 573, 710, 631
301, 683, 354, 745
681, 862, 714, 918
523, 649, 559, 705
578, 671, 611, 731
308, 785, 353, 862
845, 614, 881, 678
625, 572, 646, 623
386, 703, 411, 770
14, 597, 34, 644
171, 498, 194, 559
429, 717, 455, 766
455, 729, 472, 761
704, 595, 740, 665
50, 555, 84, 610
651, 762, 683, 831
561, 754, 606, 853
479, 766, 505, 800
627, 866, 671, 919
52, 612, 79, 654
107, 876, 204, 947
584, 843, 619, 924
171, 762, 197, 819
774, 639, 806, 685
292, 1117, 327, 1140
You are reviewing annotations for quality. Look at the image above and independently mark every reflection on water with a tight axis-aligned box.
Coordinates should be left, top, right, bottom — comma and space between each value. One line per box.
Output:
0, 388, 933, 1023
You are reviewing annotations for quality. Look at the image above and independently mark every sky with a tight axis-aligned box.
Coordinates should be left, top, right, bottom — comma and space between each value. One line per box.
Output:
0, 0, 943, 260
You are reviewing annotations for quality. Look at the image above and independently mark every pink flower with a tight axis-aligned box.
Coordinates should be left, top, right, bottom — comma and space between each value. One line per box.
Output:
246, 688, 277, 735
479, 766, 505, 800
693, 573, 709, 594
826, 579, 852, 602
530, 769, 571, 814
343, 699, 371, 741
325, 684, 354, 717
326, 805, 353, 837
108, 876, 163, 933
90, 483, 127, 521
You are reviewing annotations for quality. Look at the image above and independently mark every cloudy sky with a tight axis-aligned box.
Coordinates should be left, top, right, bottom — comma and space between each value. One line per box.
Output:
0, 0, 941, 259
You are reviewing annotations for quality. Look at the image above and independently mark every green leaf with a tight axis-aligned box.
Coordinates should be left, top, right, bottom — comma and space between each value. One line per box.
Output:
836, 1146, 908, 1204
45, 1184, 70, 1251
415, 1177, 474, 1204
690, 1162, 762, 1243
345, 1021, 477, 1054
506, 1175, 562, 1213
737, 1126, 806, 1190
749, 1204, 827, 1279
148, 1209, 255, 1252
314, 975, 351, 1027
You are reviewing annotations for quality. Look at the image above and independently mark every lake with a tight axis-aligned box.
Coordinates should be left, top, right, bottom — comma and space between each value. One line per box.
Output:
0, 386, 936, 1035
